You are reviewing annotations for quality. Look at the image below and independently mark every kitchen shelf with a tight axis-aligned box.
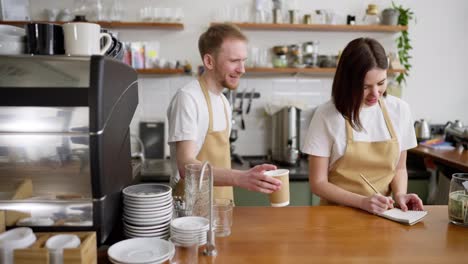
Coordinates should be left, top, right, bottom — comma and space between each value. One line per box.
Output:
211, 22, 407, 32
0, 20, 184, 29
245, 67, 406, 75
136, 68, 185, 75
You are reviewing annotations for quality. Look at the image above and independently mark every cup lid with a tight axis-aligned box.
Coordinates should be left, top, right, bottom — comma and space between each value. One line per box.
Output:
45, 234, 81, 251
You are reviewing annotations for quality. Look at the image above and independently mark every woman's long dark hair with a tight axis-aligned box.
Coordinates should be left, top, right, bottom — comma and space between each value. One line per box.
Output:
331, 38, 388, 131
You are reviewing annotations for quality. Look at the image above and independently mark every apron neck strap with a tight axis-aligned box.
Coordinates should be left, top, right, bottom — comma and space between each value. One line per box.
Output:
345, 97, 397, 141
198, 77, 229, 133
379, 98, 397, 139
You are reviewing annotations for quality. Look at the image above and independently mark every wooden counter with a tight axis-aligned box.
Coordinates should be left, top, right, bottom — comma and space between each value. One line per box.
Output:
199, 206, 467, 264
409, 145, 468, 172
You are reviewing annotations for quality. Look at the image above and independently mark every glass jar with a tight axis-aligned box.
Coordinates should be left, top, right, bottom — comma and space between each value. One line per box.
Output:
362, 4, 380, 25
273, 54, 287, 68
448, 173, 468, 226
171, 164, 210, 218
288, 44, 302, 67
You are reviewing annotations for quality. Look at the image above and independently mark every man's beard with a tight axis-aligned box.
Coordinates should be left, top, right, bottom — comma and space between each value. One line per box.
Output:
221, 79, 239, 90
218, 72, 242, 90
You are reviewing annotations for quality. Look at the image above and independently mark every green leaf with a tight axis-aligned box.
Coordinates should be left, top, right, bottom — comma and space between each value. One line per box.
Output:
394, 3, 414, 85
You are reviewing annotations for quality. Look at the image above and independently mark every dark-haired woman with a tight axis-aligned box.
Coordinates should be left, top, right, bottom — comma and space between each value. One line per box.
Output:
302, 38, 424, 214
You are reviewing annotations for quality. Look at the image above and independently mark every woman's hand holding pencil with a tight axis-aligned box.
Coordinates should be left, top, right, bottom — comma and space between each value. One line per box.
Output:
359, 173, 395, 214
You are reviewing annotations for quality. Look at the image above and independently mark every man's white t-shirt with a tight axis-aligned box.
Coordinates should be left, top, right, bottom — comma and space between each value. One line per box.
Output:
301, 95, 417, 169
167, 79, 232, 180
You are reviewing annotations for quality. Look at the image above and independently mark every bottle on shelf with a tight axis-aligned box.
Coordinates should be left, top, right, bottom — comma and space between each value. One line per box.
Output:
362, 4, 381, 25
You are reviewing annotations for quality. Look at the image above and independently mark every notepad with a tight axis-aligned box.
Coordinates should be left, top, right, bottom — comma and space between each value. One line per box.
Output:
377, 208, 428, 225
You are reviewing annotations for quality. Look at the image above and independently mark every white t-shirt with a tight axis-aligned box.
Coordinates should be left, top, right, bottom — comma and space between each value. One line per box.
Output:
167, 79, 232, 180
301, 95, 417, 168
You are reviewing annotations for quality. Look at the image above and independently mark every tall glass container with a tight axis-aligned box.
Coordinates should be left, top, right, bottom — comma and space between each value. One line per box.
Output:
171, 164, 209, 218
448, 173, 468, 226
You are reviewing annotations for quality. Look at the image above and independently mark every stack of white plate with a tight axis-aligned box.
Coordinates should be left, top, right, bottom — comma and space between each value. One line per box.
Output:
108, 237, 175, 264
122, 184, 173, 239
170, 216, 209, 246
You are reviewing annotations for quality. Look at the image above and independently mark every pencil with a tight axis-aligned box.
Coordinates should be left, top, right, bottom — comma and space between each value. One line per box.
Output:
359, 173, 380, 195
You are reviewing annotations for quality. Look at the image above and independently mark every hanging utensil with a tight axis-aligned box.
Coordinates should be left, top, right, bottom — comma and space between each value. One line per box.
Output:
239, 89, 246, 130
231, 90, 238, 115
246, 88, 255, 114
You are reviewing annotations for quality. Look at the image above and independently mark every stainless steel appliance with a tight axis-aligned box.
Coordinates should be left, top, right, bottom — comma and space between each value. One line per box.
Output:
414, 119, 431, 142
271, 106, 301, 165
139, 121, 165, 159
0, 55, 138, 243
445, 125, 468, 149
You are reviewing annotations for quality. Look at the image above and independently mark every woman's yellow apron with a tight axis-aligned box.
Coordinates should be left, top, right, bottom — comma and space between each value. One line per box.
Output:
321, 99, 399, 205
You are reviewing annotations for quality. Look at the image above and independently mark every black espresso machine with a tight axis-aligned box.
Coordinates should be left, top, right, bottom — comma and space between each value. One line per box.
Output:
0, 55, 138, 243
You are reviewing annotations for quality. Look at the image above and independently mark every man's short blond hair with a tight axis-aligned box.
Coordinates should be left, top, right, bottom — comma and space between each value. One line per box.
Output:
198, 23, 247, 59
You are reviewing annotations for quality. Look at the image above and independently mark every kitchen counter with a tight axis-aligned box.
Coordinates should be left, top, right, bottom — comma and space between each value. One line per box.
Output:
132, 159, 172, 182
133, 157, 310, 182
194, 205, 466, 263
134, 155, 431, 183
409, 145, 468, 172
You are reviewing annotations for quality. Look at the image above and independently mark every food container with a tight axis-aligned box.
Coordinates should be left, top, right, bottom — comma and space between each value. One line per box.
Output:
273, 45, 288, 55
288, 44, 302, 67
302, 41, 319, 55
273, 54, 288, 68
448, 173, 468, 227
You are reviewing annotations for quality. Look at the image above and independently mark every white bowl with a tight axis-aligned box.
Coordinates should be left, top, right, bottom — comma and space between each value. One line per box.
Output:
0, 39, 24, 55
0, 25, 25, 40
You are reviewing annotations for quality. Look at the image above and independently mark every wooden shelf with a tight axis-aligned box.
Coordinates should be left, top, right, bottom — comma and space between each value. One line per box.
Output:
0, 20, 184, 29
136, 68, 185, 75
245, 67, 406, 74
212, 22, 407, 32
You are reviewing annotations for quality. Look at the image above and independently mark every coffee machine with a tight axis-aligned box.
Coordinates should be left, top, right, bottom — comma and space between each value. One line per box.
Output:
0, 55, 138, 243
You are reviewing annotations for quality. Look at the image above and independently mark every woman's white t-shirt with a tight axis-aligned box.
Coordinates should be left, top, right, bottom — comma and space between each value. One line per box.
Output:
301, 95, 417, 169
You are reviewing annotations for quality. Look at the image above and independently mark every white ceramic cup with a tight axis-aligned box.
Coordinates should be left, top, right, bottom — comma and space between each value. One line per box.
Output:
62, 22, 112, 56
0, 227, 37, 264
45, 234, 81, 264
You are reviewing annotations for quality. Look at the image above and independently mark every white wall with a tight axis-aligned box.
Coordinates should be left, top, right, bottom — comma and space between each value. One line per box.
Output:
29, 0, 468, 156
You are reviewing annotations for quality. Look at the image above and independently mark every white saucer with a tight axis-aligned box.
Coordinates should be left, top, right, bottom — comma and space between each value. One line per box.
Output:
123, 213, 172, 226
123, 184, 172, 199
123, 200, 173, 211
124, 193, 172, 203
123, 222, 170, 231
170, 216, 209, 232
108, 238, 174, 264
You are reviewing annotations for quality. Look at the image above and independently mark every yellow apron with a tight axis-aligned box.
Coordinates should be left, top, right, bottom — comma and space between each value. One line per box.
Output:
173, 77, 233, 200
321, 99, 399, 205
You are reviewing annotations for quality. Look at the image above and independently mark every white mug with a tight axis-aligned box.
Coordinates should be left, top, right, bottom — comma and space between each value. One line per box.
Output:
62, 22, 112, 56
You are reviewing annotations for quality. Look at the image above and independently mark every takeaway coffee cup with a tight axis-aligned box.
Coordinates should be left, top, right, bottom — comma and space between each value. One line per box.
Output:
62, 22, 112, 56
264, 169, 290, 207
25, 23, 65, 55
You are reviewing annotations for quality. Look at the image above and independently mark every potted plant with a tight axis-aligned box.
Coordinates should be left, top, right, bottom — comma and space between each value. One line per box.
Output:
391, 2, 415, 86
